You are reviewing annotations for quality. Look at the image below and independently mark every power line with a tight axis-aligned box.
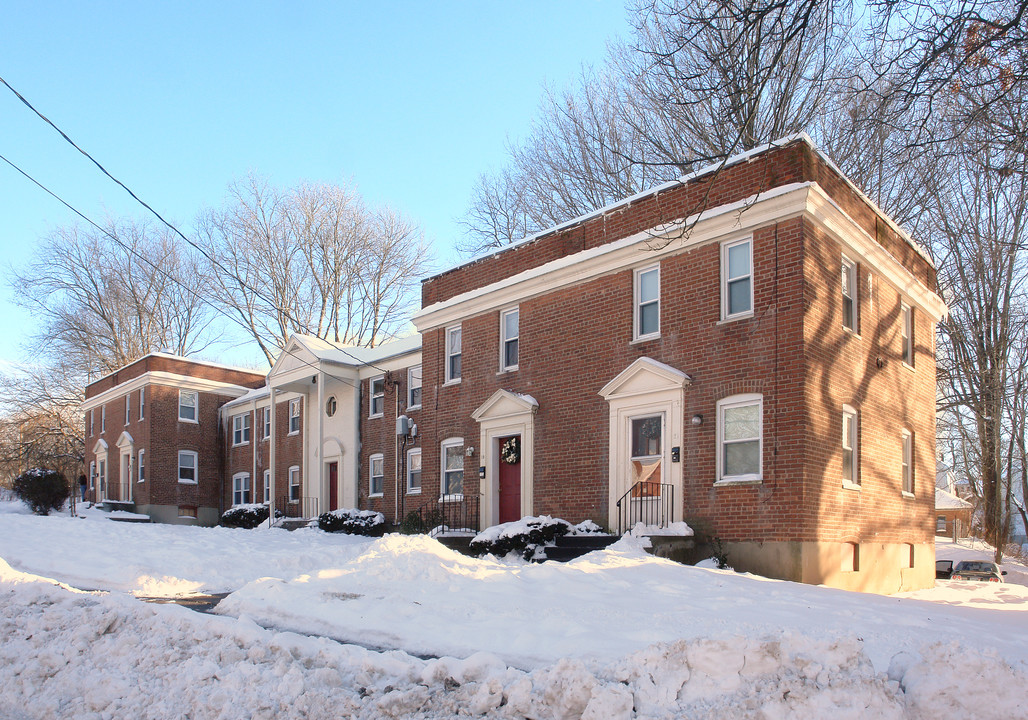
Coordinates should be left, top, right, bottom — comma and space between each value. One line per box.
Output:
0, 150, 415, 392
0, 74, 397, 376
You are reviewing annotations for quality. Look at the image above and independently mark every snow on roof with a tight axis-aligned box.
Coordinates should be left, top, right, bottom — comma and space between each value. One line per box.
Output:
289, 333, 421, 366
426, 133, 933, 284
936, 487, 973, 510
221, 385, 271, 410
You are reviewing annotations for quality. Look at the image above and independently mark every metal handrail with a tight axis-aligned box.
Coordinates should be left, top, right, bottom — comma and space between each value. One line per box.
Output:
615, 481, 675, 535
407, 494, 480, 536
277, 495, 319, 520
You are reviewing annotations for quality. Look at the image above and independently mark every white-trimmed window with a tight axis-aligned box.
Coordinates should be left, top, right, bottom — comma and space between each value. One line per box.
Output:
901, 429, 914, 495
125, 395, 131, 425
407, 448, 422, 494
842, 256, 858, 332
721, 238, 753, 320
369, 453, 384, 496
89, 409, 94, 437
288, 465, 300, 502
139, 387, 145, 420
325, 396, 337, 417
901, 303, 914, 366
634, 265, 660, 340
101, 405, 106, 433
232, 413, 251, 446
408, 366, 422, 409
937, 515, 947, 533
445, 326, 462, 383
263, 469, 271, 503
262, 406, 271, 440
88, 461, 95, 490
369, 377, 385, 417
441, 438, 464, 497
98, 458, 106, 494
842, 404, 859, 487
232, 472, 251, 506
501, 307, 520, 370
178, 450, 198, 484
717, 394, 762, 483
288, 399, 300, 435
179, 390, 198, 422
137, 450, 145, 483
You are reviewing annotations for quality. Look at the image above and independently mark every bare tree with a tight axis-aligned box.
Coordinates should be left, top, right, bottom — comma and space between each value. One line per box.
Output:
461, 0, 853, 253
197, 176, 431, 364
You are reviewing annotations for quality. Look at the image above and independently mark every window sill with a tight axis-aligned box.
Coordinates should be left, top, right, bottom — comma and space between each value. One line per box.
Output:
902, 361, 915, 373
717, 312, 754, 326
901, 491, 915, 499
439, 494, 464, 503
368, 413, 384, 420
287, 430, 300, 437
232, 442, 250, 448
368, 493, 383, 499
178, 479, 198, 485
406, 489, 422, 496
178, 418, 199, 425
714, 476, 762, 487
497, 366, 518, 375
630, 334, 660, 346
407, 405, 422, 412
137, 479, 145, 484
842, 481, 862, 491
842, 326, 860, 338
442, 379, 461, 387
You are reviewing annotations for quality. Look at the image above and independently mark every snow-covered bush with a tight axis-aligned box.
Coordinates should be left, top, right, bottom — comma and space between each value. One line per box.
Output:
469, 516, 573, 560
220, 504, 276, 529
317, 508, 386, 536
12, 467, 68, 516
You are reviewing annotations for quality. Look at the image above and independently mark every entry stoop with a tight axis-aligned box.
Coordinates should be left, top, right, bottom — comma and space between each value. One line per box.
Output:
540, 534, 618, 562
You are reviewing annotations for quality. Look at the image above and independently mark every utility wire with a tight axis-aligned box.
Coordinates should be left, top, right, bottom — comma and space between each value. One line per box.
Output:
0, 150, 404, 392
0, 74, 397, 375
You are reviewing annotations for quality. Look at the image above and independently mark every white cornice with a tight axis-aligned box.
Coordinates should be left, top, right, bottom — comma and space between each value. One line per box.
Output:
413, 182, 946, 332
81, 371, 257, 412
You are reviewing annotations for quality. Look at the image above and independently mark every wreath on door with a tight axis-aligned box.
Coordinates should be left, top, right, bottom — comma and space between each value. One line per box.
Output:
500, 437, 521, 465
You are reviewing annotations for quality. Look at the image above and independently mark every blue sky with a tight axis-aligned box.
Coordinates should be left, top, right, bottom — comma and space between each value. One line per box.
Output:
0, 1, 630, 369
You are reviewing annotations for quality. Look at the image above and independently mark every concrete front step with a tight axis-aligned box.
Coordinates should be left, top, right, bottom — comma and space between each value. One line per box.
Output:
542, 535, 618, 562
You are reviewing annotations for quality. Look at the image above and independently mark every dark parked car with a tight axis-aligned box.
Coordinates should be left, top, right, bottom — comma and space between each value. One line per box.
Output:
936, 559, 954, 579
951, 560, 1007, 582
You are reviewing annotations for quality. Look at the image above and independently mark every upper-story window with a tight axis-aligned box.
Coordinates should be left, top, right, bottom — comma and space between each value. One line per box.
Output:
842, 256, 858, 332
842, 404, 859, 488
501, 307, 520, 370
901, 429, 914, 496
232, 413, 251, 446
179, 390, 198, 422
634, 266, 660, 340
262, 406, 271, 440
721, 238, 753, 320
446, 326, 462, 383
408, 366, 422, 410
125, 395, 131, 425
369, 376, 385, 417
901, 303, 914, 366
716, 394, 762, 483
101, 405, 106, 433
178, 450, 198, 484
139, 387, 145, 420
89, 409, 94, 436
288, 399, 300, 435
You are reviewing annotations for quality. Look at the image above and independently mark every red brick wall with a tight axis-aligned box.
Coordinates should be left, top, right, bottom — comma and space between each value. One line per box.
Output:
222, 398, 304, 509
85, 356, 265, 399
359, 369, 423, 519
422, 140, 935, 308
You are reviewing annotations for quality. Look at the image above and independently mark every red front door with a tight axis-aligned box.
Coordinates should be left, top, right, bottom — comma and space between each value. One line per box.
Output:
328, 462, 338, 511
498, 436, 521, 523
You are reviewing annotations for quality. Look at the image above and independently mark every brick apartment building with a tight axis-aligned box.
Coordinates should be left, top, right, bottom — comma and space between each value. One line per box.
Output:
82, 135, 945, 592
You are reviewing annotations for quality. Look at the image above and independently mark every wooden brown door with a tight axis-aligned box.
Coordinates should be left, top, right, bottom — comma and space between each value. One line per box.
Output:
498, 436, 521, 523
328, 462, 338, 511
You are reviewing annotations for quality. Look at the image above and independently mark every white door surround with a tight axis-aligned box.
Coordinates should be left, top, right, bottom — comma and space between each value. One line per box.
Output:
472, 389, 538, 527
115, 431, 135, 502
599, 357, 690, 531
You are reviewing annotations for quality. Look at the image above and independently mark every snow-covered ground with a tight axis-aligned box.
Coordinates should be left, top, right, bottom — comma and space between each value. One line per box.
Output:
2, 500, 1027, 719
